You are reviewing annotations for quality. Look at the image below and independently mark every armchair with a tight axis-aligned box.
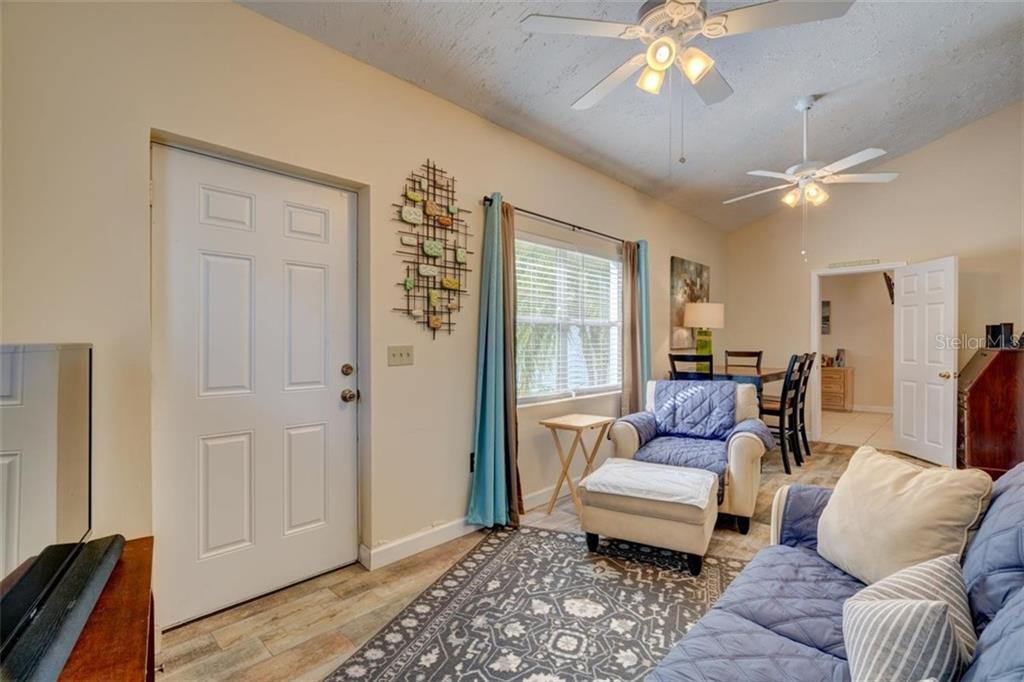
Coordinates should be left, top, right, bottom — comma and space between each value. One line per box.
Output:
609, 380, 771, 532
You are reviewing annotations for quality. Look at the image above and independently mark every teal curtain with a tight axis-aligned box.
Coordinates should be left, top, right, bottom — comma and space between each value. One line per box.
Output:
637, 240, 652, 382
467, 193, 509, 527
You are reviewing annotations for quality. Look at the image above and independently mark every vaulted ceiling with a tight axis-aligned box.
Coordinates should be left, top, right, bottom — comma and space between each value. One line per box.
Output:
245, 1, 1024, 229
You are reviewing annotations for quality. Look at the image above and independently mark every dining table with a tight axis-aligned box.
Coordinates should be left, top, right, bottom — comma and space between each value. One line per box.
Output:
712, 365, 786, 402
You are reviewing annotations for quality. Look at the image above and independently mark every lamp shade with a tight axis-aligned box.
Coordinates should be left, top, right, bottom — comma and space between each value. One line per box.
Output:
683, 302, 725, 329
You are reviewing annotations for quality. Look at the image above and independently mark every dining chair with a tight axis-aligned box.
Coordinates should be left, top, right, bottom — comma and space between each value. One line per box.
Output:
760, 354, 803, 474
668, 353, 714, 380
725, 350, 763, 373
794, 352, 816, 459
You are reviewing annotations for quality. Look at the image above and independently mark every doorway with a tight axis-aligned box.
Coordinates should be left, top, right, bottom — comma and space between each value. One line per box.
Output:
817, 270, 895, 448
809, 258, 959, 467
151, 144, 359, 627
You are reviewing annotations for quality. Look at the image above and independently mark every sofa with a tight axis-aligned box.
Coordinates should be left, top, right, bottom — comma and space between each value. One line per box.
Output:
609, 380, 770, 532
646, 462, 1024, 681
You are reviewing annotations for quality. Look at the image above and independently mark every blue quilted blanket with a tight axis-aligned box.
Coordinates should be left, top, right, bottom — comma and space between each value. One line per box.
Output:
653, 380, 736, 439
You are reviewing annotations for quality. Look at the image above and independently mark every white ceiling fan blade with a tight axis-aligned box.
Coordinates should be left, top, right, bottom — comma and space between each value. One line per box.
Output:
687, 65, 733, 105
571, 54, 646, 110
820, 148, 887, 174
722, 182, 795, 205
521, 14, 640, 39
706, 0, 855, 38
748, 170, 798, 181
823, 172, 899, 184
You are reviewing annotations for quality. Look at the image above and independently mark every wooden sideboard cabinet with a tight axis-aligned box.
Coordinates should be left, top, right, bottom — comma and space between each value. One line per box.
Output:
821, 367, 854, 412
957, 348, 1024, 479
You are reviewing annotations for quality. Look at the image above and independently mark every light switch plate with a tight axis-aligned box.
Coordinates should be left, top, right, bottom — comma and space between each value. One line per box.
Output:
387, 345, 414, 367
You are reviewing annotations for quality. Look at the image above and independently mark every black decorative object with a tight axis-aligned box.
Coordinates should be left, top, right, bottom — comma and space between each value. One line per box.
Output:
392, 160, 473, 339
1, 535, 124, 681
987, 323, 1015, 348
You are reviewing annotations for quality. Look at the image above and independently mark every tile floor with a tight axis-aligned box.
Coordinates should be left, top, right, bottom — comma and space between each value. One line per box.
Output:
820, 409, 894, 449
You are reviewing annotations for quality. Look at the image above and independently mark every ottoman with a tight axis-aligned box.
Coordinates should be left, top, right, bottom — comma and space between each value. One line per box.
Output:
578, 458, 718, 575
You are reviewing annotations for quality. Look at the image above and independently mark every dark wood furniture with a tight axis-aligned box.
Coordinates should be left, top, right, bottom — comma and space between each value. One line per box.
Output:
669, 353, 714, 380
957, 348, 1024, 479
60, 537, 155, 681
794, 353, 816, 459
712, 365, 787, 384
760, 354, 804, 474
725, 350, 763, 373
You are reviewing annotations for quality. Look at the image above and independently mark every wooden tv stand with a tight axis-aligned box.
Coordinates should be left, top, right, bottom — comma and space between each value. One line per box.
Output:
60, 537, 155, 681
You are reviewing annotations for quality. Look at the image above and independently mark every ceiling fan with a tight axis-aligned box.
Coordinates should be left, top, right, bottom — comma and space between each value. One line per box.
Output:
723, 96, 899, 207
521, 0, 855, 110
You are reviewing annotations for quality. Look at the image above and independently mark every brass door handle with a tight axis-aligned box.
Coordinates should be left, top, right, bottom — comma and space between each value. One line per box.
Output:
939, 372, 951, 379
340, 389, 358, 403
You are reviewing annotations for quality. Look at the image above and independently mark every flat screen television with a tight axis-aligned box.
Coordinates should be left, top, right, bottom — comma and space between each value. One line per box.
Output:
0, 344, 121, 679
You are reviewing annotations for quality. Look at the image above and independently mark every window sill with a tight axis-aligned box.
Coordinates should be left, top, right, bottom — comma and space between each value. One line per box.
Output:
516, 390, 623, 411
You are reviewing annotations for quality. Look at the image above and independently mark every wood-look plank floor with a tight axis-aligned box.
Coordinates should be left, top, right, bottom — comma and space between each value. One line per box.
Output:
156, 532, 485, 681
158, 441, 923, 681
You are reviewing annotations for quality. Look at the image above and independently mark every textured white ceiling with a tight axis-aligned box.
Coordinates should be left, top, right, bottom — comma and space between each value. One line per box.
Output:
244, 1, 1024, 229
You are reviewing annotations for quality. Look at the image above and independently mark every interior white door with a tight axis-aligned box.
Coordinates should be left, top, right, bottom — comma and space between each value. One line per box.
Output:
151, 145, 358, 627
892, 256, 958, 466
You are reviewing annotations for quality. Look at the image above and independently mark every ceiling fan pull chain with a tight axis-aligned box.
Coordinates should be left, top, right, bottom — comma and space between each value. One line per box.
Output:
678, 70, 686, 165
802, 106, 809, 163
802, 200, 809, 261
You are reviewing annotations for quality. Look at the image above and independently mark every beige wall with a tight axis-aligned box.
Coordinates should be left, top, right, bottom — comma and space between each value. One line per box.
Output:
820, 272, 894, 410
1, 2, 725, 548
724, 101, 1024, 376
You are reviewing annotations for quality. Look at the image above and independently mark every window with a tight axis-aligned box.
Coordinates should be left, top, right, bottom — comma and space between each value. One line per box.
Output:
515, 235, 622, 403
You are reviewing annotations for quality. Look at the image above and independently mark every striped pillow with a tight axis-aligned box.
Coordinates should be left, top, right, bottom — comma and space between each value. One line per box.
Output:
843, 555, 974, 682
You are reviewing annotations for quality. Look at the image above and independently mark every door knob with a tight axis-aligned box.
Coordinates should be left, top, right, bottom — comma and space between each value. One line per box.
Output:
340, 389, 358, 403
341, 363, 355, 376
939, 371, 951, 379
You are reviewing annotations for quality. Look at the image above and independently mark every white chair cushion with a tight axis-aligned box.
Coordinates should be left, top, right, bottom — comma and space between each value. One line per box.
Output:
580, 458, 716, 508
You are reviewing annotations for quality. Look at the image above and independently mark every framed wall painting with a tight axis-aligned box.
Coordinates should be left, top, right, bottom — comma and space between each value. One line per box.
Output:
670, 256, 710, 350
821, 300, 831, 335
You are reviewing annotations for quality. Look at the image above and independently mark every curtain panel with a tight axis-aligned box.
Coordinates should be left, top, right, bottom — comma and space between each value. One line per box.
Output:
467, 193, 523, 527
622, 240, 651, 413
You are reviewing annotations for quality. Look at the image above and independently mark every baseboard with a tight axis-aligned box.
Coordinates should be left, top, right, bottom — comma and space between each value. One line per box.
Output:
522, 476, 582, 513
852, 405, 892, 414
360, 516, 482, 571
359, 476, 584, 571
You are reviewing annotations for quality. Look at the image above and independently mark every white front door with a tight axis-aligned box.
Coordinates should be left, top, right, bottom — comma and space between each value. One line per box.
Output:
151, 145, 358, 627
892, 256, 958, 466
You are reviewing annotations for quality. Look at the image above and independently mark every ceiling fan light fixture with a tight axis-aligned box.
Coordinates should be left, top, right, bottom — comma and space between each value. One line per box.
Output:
645, 36, 677, 72
636, 66, 665, 95
781, 188, 801, 207
679, 46, 714, 84
804, 182, 829, 206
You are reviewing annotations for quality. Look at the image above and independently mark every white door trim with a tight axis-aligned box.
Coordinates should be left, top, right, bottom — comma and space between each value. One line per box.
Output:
808, 262, 906, 442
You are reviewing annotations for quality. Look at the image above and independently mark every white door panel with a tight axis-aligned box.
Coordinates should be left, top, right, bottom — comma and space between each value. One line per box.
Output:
892, 256, 957, 466
152, 145, 357, 627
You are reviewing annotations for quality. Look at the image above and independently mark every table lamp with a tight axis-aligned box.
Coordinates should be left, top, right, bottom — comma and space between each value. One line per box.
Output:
683, 303, 725, 364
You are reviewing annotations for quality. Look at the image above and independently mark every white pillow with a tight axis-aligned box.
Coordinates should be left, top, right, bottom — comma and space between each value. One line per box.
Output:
843, 555, 974, 682
817, 446, 991, 584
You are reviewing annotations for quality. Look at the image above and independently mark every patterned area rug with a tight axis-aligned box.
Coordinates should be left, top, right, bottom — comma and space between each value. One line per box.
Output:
328, 527, 746, 681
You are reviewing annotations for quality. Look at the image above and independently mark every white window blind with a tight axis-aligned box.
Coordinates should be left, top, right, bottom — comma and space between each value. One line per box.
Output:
515, 234, 622, 403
